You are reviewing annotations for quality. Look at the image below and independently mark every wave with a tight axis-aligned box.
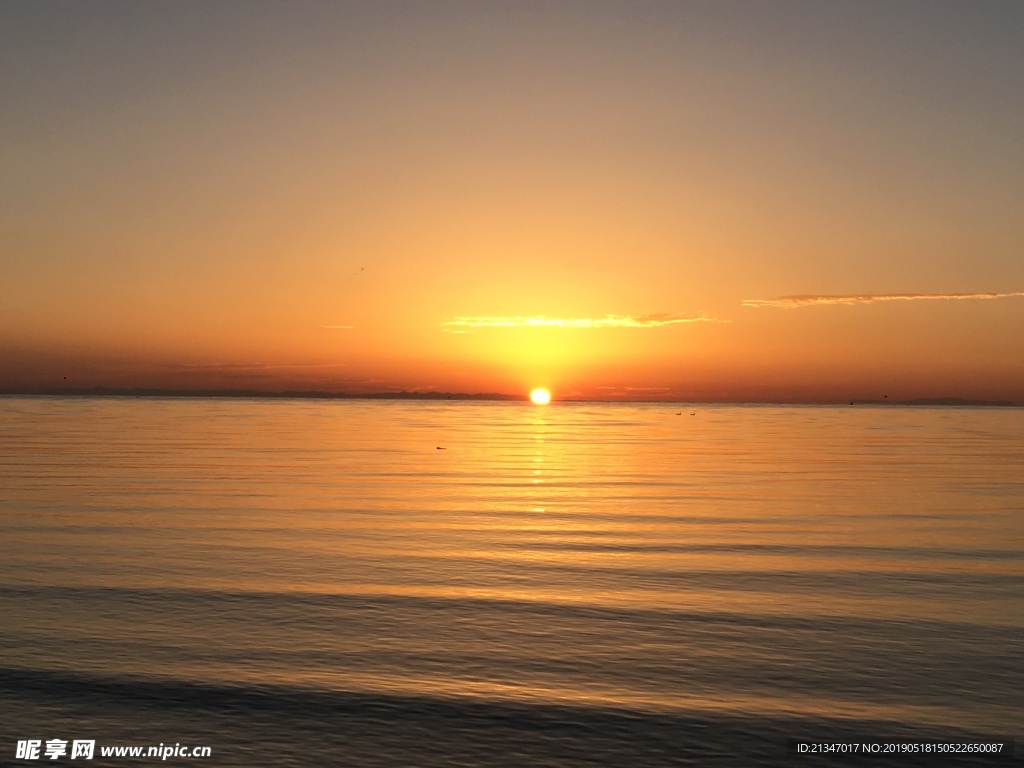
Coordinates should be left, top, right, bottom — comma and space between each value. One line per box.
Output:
0, 667, 1012, 768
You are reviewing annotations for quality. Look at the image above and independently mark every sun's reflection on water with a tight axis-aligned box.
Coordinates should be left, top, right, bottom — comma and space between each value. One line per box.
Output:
1, 399, 1021, 732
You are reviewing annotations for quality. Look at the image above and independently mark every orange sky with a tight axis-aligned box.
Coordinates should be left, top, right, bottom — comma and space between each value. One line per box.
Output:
3, 2, 1023, 402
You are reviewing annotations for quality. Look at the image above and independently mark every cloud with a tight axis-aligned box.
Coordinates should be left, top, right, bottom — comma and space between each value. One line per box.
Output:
154, 362, 347, 372
742, 291, 1024, 308
442, 312, 721, 331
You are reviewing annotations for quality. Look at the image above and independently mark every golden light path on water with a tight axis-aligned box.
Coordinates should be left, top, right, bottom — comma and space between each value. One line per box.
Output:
0, 397, 1021, 741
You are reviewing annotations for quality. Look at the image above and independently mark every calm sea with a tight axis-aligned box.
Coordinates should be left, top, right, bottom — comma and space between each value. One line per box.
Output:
1, 397, 1021, 766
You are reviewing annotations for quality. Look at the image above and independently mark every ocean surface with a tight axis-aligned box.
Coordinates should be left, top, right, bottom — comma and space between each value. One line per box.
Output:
1, 396, 1021, 766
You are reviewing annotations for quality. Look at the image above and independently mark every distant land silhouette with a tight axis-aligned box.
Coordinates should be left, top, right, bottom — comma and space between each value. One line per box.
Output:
0, 386, 526, 401
849, 397, 1016, 407
0, 387, 1018, 406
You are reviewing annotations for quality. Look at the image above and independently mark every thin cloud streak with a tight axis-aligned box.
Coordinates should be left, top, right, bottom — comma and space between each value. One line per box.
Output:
743, 291, 1024, 308
442, 312, 721, 331
151, 362, 348, 372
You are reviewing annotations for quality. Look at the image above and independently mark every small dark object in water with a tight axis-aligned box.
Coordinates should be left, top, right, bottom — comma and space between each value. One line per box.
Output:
436, 447, 446, 450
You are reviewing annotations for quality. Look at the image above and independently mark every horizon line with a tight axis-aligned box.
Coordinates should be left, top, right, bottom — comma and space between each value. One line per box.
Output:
0, 387, 1017, 408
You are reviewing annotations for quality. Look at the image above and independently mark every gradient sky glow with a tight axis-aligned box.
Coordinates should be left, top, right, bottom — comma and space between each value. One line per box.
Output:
3, 1, 1023, 401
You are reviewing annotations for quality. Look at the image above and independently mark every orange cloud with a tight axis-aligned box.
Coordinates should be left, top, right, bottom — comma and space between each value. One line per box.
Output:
442, 312, 720, 331
148, 362, 348, 372
742, 291, 1024, 308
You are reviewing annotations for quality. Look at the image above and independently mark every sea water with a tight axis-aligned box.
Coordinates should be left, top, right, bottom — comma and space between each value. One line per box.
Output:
1, 397, 1021, 766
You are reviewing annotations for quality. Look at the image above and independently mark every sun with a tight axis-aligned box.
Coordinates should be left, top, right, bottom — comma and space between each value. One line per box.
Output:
529, 388, 551, 405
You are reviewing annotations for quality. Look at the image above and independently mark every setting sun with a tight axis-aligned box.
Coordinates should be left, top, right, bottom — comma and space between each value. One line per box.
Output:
529, 388, 551, 405
3, 5, 1023, 767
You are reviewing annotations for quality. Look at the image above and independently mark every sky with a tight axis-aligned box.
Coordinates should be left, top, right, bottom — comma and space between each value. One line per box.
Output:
2, 0, 1023, 402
